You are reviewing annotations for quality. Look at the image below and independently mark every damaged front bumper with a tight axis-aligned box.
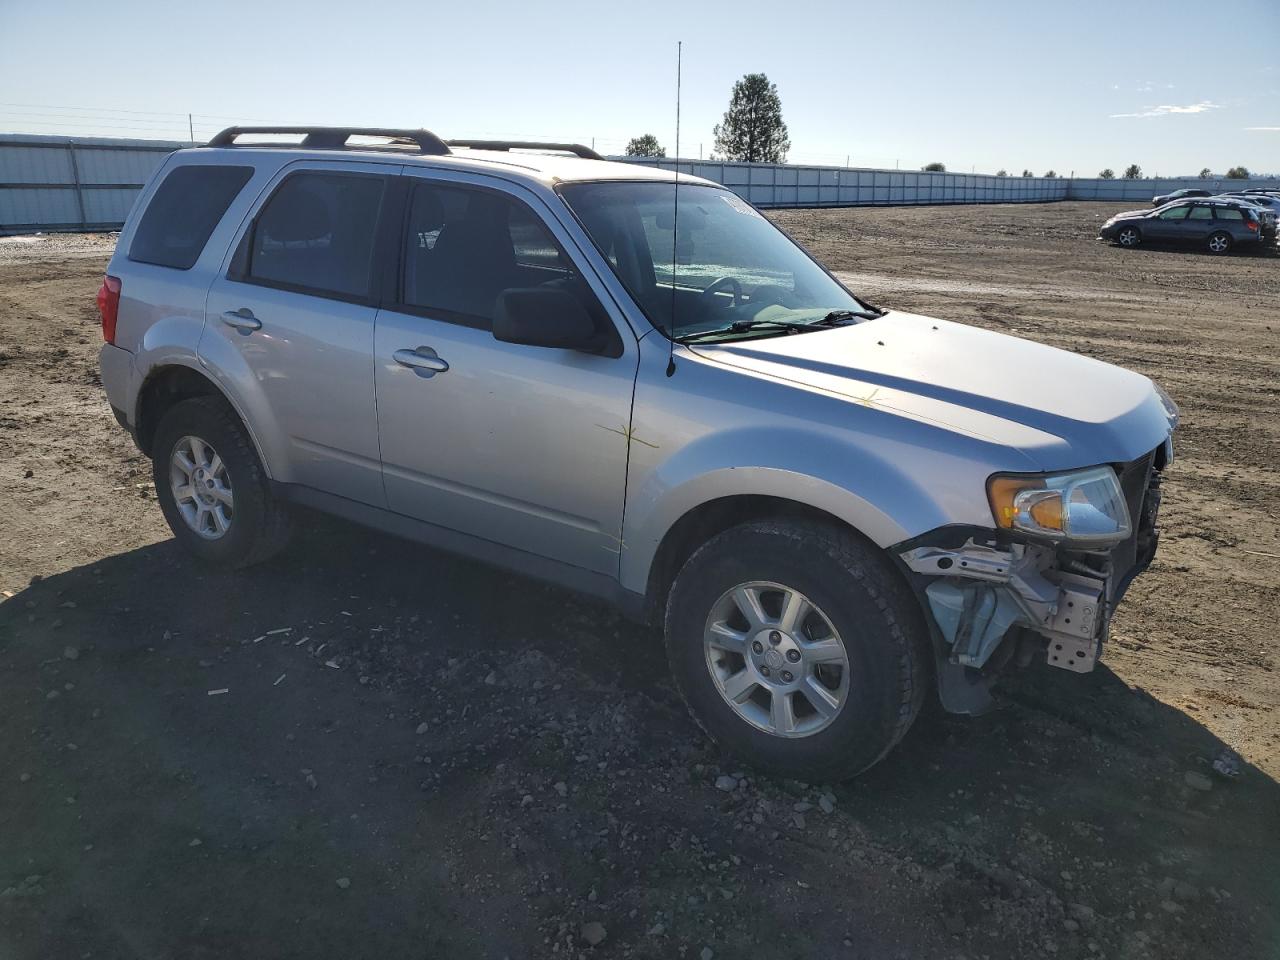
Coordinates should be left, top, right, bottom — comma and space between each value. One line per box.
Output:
896, 442, 1168, 714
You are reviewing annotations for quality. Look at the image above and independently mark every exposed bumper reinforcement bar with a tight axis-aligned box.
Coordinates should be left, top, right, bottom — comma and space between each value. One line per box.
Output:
900, 540, 1106, 674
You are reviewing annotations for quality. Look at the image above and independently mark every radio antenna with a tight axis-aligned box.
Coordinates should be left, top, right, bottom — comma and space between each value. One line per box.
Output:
666, 40, 682, 378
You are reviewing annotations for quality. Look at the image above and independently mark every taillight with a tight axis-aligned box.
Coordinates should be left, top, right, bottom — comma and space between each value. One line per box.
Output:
96, 275, 121, 343
1244, 220, 1259, 232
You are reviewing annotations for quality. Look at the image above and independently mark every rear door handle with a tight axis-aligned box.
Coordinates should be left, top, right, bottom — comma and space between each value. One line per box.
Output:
221, 309, 261, 332
393, 347, 449, 376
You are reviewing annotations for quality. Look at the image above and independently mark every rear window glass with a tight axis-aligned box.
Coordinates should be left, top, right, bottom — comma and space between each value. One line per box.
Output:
1187, 206, 1213, 220
247, 172, 384, 300
1215, 207, 1244, 221
129, 165, 253, 270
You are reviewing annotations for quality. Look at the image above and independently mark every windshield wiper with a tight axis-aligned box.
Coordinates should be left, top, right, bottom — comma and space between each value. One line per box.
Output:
676, 306, 887, 344
819, 307, 884, 324
676, 319, 810, 343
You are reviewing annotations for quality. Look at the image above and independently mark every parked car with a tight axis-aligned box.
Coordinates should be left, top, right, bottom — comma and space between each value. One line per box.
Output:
1151, 187, 1210, 206
1100, 198, 1273, 252
97, 126, 1178, 780
1219, 192, 1280, 220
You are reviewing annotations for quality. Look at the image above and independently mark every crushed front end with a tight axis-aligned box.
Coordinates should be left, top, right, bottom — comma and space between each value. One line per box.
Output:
896, 440, 1170, 714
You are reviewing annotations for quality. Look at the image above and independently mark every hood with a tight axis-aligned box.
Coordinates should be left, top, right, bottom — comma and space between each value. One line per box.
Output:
1110, 208, 1150, 220
689, 312, 1172, 471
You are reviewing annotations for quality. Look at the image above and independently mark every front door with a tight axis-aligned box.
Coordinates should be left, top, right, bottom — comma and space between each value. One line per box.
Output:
1146, 203, 1189, 239
202, 162, 393, 505
373, 173, 639, 574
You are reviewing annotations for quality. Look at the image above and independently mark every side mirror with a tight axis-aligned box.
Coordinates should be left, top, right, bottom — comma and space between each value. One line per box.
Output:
493, 288, 601, 352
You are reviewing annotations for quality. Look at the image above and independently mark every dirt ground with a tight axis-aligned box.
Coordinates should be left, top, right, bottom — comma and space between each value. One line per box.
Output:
1, 202, 1277, 960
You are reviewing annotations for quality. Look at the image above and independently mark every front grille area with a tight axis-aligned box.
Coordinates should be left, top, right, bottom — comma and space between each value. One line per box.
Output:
1108, 445, 1163, 604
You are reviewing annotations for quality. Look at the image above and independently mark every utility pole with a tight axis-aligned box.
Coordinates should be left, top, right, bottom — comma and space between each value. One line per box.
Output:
188, 113, 194, 142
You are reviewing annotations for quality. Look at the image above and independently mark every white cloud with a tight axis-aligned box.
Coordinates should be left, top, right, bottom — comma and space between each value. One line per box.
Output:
1245, 126, 1280, 131
1110, 101, 1220, 119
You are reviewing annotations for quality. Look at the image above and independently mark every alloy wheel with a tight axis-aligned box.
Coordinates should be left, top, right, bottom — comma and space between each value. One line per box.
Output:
169, 435, 234, 539
702, 581, 850, 738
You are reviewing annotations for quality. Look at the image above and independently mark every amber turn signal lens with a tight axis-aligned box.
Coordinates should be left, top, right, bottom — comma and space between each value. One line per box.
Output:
987, 476, 1041, 529
1028, 495, 1064, 531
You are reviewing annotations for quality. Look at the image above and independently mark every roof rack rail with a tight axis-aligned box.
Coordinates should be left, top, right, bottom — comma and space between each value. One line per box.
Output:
446, 139, 603, 161
206, 126, 451, 156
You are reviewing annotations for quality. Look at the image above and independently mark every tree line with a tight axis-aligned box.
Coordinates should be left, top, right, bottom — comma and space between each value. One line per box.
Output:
625, 74, 1258, 182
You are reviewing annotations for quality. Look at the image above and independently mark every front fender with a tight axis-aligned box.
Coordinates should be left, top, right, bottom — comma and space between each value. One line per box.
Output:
618, 338, 1041, 597
619, 423, 1004, 595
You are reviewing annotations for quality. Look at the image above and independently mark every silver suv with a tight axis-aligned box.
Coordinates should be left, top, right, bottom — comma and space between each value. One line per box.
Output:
97, 126, 1177, 780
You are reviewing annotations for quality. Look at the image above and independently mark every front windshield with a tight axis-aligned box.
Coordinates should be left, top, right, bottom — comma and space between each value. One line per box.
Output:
558, 181, 869, 341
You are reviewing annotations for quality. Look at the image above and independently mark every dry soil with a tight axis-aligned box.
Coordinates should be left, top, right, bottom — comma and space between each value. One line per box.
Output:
1, 202, 1277, 959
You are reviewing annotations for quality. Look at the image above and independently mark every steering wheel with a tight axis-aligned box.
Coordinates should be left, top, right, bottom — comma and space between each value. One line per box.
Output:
700, 276, 743, 307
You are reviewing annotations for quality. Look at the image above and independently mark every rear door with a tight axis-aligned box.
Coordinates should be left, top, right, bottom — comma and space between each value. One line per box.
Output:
372, 171, 639, 575
201, 161, 396, 505
1182, 203, 1215, 243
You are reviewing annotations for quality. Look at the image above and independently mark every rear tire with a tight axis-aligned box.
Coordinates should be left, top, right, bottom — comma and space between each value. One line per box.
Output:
664, 520, 929, 782
152, 396, 292, 569
1116, 225, 1141, 248
1206, 230, 1232, 254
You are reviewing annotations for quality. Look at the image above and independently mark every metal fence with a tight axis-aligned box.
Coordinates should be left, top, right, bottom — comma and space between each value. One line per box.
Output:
1065, 176, 1280, 201
2, 133, 1277, 233
0, 134, 190, 232
627, 158, 1069, 206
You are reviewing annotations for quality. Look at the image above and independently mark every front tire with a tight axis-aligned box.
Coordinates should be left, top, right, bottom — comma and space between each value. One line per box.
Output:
1116, 225, 1142, 248
664, 520, 929, 781
1206, 230, 1232, 254
152, 396, 292, 569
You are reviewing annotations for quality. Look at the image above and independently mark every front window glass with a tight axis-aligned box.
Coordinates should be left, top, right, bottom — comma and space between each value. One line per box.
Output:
559, 182, 868, 341
403, 182, 587, 326
1158, 206, 1189, 220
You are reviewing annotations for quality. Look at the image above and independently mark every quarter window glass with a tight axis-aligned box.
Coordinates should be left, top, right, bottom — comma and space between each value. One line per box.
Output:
1215, 207, 1244, 221
1158, 206, 1189, 220
248, 173, 384, 298
1187, 206, 1213, 220
403, 183, 580, 323
129, 165, 253, 270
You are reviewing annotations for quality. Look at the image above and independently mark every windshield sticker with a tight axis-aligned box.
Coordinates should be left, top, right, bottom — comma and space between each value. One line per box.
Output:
720, 194, 762, 218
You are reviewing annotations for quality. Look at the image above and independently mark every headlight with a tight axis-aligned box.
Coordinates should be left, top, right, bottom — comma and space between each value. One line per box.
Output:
1152, 379, 1179, 428
987, 466, 1131, 545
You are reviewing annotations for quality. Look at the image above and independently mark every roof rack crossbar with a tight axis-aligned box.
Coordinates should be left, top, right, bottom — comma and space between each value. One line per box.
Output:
206, 126, 451, 156
446, 139, 603, 161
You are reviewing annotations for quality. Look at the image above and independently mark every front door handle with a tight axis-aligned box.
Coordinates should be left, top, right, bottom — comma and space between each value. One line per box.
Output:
393, 347, 449, 376
222, 309, 262, 332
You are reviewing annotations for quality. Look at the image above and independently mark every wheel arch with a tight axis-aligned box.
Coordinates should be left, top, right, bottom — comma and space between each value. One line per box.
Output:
640, 494, 893, 625
135, 363, 271, 477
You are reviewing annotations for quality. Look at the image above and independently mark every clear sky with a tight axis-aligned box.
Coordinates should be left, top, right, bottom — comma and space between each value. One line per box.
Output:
2, 0, 1277, 176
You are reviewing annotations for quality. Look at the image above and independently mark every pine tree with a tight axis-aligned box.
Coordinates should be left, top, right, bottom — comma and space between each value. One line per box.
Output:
713, 74, 790, 163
